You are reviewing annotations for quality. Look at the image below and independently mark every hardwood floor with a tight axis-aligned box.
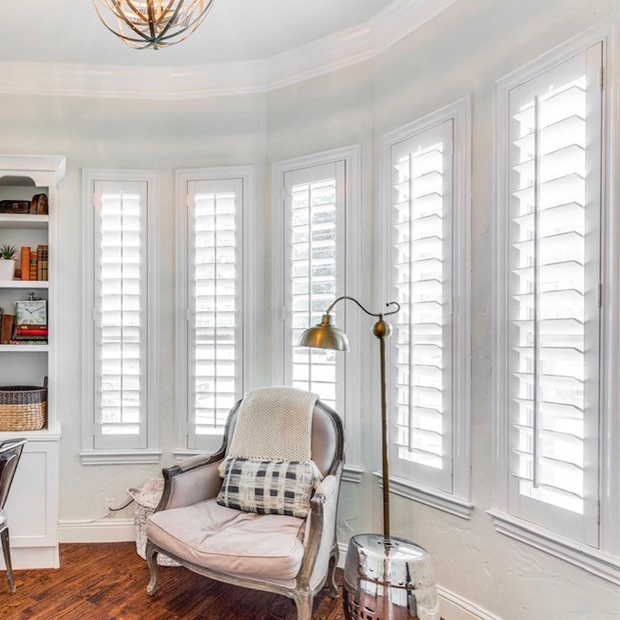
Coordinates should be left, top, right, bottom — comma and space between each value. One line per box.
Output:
0, 543, 346, 620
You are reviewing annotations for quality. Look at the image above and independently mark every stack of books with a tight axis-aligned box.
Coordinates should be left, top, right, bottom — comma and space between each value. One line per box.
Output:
11, 324, 48, 344
0, 310, 48, 346
17, 245, 48, 281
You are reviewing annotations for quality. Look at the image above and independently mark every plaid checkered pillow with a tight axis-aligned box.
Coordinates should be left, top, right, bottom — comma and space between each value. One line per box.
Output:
217, 457, 315, 518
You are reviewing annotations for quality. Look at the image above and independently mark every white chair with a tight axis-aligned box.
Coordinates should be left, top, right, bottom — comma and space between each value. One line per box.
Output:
145, 399, 344, 620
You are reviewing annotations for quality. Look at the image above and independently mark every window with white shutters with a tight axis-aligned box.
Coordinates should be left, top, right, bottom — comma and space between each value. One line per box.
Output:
283, 162, 346, 413
388, 121, 455, 491
176, 169, 253, 455
187, 178, 243, 450
381, 99, 471, 510
498, 43, 603, 546
90, 179, 151, 451
273, 148, 362, 472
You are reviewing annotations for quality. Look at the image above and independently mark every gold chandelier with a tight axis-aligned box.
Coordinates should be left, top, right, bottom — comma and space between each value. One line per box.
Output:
94, 0, 216, 50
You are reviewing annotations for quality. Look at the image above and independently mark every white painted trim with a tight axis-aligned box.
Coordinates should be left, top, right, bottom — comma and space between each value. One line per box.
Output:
437, 585, 504, 620
79, 450, 162, 465
81, 169, 159, 463
271, 145, 363, 470
597, 12, 620, 561
342, 465, 364, 484
175, 166, 256, 452
173, 449, 212, 461
378, 97, 472, 505
492, 15, 620, 577
373, 471, 473, 519
0, 0, 458, 100
489, 510, 620, 587
336, 543, 503, 620
58, 518, 135, 543
0, 547, 60, 571
0, 154, 66, 187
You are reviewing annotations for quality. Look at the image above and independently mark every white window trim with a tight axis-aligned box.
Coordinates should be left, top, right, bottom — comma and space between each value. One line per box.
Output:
492, 15, 620, 583
378, 97, 472, 518
271, 145, 363, 479
81, 169, 160, 465
175, 166, 256, 456
372, 471, 473, 519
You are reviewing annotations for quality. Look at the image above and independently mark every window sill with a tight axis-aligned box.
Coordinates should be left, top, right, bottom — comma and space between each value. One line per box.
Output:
489, 509, 620, 586
173, 449, 219, 462
342, 464, 364, 483
80, 450, 162, 465
373, 471, 473, 519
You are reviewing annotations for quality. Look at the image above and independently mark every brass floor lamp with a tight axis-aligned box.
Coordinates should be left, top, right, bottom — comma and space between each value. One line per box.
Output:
299, 296, 439, 620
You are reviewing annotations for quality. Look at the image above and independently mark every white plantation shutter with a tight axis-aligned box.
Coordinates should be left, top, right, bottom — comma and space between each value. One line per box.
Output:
283, 162, 346, 413
389, 120, 454, 491
506, 44, 602, 544
187, 178, 244, 451
93, 180, 148, 450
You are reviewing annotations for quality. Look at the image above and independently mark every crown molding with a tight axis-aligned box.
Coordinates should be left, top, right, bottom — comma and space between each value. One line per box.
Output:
0, 0, 458, 100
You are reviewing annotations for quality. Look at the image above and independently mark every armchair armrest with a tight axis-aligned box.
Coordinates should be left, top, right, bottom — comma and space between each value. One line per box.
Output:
156, 451, 225, 513
314, 475, 338, 502
297, 466, 343, 589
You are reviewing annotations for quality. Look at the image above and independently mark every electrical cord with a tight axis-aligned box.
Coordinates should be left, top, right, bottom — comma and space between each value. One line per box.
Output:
66, 494, 135, 525
109, 496, 135, 512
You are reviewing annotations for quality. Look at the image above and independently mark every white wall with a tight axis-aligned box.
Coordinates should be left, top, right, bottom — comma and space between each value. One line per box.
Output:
1, 1, 619, 618
266, 1, 620, 619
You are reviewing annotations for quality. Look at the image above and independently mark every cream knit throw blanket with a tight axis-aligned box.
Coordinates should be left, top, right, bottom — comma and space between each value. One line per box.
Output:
219, 386, 322, 483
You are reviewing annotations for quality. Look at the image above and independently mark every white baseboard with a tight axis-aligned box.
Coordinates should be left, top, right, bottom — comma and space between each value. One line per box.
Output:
58, 518, 135, 543
0, 546, 59, 570
337, 543, 503, 620
437, 586, 503, 620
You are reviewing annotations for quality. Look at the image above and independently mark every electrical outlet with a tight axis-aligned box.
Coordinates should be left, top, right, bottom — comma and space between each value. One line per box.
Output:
104, 498, 116, 517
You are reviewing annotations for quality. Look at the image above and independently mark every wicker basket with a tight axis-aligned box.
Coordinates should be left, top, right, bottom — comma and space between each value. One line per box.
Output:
0, 378, 47, 431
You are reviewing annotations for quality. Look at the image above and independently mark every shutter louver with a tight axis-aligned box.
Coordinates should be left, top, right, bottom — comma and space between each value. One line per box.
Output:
94, 181, 148, 449
284, 162, 346, 414
507, 44, 602, 544
389, 120, 454, 492
188, 179, 243, 448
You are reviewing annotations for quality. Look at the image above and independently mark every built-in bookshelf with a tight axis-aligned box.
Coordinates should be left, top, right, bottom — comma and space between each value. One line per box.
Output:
0, 155, 65, 571
0, 214, 49, 229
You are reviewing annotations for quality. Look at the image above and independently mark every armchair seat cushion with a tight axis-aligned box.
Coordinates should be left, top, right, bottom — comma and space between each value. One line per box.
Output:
146, 499, 306, 582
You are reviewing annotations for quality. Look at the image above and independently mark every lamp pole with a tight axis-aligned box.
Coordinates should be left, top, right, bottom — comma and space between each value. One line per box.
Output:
372, 315, 392, 542
303, 296, 399, 540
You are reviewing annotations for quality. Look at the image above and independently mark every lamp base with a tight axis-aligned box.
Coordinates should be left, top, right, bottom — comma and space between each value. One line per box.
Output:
342, 534, 439, 620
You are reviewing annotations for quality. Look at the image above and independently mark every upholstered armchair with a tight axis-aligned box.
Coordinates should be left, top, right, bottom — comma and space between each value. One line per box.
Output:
145, 399, 344, 620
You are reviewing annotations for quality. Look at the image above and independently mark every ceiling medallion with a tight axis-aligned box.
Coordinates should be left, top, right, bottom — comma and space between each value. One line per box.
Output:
94, 0, 216, 50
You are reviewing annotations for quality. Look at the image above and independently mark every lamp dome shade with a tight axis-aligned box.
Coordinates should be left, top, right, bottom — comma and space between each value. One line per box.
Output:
298, 313, 350, 351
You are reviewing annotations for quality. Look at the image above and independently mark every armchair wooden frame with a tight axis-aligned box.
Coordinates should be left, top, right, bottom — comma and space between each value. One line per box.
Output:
145, 400, 345, 620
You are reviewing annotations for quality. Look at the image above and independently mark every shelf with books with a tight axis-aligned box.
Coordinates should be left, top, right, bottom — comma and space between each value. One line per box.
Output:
0, 214, 49, 230
0, 344, 49, 352
0, 281, 48, 289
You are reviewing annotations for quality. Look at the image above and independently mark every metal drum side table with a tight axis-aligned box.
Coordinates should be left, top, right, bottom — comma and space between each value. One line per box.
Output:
343, 534, 439, 620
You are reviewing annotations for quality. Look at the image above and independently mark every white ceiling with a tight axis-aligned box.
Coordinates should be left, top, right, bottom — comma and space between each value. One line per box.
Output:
0, 0, 388, 67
